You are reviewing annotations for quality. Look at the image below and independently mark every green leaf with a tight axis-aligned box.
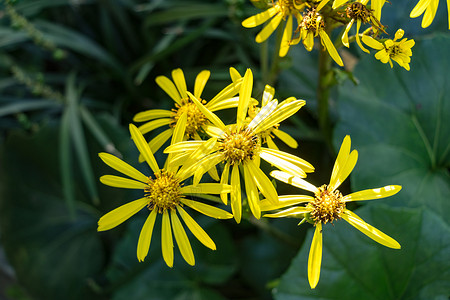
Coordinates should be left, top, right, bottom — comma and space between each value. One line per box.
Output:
334, 34, 450, 218
274, 205, 450, 299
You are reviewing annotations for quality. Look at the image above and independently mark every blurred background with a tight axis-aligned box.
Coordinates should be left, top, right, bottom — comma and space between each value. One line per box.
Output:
0, 0, 449, 299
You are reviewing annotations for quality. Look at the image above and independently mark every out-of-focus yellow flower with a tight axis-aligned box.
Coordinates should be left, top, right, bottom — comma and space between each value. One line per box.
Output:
410, 0, 450, 29
362, 29, 415, 70
133, 68, 241, 154
97, 121, 233, 267
318, 0, 386, 20
242, 0, 305, 57
262, 135, 401, 289
164, 69, 314, 223
291, 8, 344, 66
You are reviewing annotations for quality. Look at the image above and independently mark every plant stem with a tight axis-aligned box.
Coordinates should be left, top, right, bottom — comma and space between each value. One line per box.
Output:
317, 40, 333, 150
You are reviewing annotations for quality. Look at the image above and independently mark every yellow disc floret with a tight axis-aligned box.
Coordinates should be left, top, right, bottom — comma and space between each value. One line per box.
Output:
172, 97, 208, 138
145, 171, 182, 212
218, 127, 260, 165
310, 184, 345, 224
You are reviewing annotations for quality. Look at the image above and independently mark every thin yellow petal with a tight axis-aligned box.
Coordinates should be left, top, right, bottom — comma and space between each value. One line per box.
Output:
203, 124, 225, 138
236, 69, 253, 129
319, 30, 344, 66
137, 209, 158, 262
329, 149, 358, 192
99, 152, 148, 183
270, 170, 318, 193
342, 210, 401, 249
177, 206, 216, 250
264, 206, 310, 218
229, 67, 242, 82
188, 91, 226, 130
247, 159, 278, 204
362, 35, 384, 50
260, 150, 307, 178
273, 129, 298, 148
100, 175, 147, 189
98, 197, 148, 231
207, 80, 242, 109
254, 98, 305, 133
260, 148, 314, 173
138, 118, 172, 135
242, 6, 278, 27
164, 140, 205, 153
421, 0, 438, 27
177, 138, 218, 181
343, 185, 402, 202
332, 0, 349, 9
266, 135, 279, 150
260, 195, 314, 211
329, 135, 351, 190
231, 164, 242, 223
355, 19, 370, 53
161, 210, 174, 267
155, 75, 181, 105
193, 152, 224, 185
133, 109, 172, 122
171, 68, 187, 98
166, 112, 187, 173
181, 183, 232, 195
181, 199, 233, 219
342, 19, 354, 48
262, 85, 275, 107
130, 124, 160, 174
308, 223, 323, 289
207, 96, 240, 112
243, 163, 261, 219
279, 15, 293, 57
220, 163, 230, 205
170, 210, 195, 266
248, 99, 278, 130
255, 12, 283, 43
410, 0, 431, 17
317, 0, 331, 10
194, 70, 210, 98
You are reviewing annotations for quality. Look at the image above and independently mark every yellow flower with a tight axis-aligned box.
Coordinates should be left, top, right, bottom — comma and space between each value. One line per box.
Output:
133, 68, 241, 154
410, 0, 450, 29
242, 0, 305, 57
362, 29, 415, 70
164, 69, 314, 223
97, 120, 233, 267
318, 0, 386, 20
262, 135, 401, 289
291, 8, 344, 66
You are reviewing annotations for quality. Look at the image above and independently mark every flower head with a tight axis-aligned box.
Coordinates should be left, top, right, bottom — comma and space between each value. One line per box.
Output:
165, 69, 314, 223
262, 135, 401, 288
133, 68, 241, 154
362, 29, 415, 70
242, 0, 305, 57
410, 0, 450, 29
97, 121, 233, 267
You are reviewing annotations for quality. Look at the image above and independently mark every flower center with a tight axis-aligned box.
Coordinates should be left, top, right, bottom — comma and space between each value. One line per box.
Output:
346, 2, 371, 21
301, 9, 324, 33
172, 98, 208, 138
387, 44, 401, 57
310, 184, 345, 224
218, 127, 260, 165
145, 171, 182, 212
279, 0, 296, 15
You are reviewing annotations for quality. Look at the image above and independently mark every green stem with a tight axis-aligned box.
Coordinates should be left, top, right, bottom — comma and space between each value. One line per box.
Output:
317, 38, 333, 150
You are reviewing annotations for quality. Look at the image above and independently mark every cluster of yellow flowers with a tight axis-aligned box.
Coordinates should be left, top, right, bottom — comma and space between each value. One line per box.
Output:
242, 0, 418, 70
97, 67, 401, 288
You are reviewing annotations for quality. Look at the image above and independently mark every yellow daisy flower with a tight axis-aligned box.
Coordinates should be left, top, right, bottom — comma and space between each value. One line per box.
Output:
410, 0, 450, 29
247, 84, 299, 150
317, 0, 386, 21
133, 68, 241, 154
97, 120, 233, 267
164, 69, 314, 223
362, 29, 415, 70
291, 8, 344, 66
241, 0, 305, 57
262, 135, 401, 288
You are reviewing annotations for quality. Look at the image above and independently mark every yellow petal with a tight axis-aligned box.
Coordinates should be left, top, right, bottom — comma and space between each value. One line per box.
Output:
308, 223, 322, 289
355, 19, 370, 53
137, 209, 158, 262
242, 6, 278, 27
229, 67, 242, 82
246, 159, 278, 204
220, 163, 231, 205
248, 99, 278, 130
254, 98, 305, 133
100, 175, 147, 189
260, 195, 314, 211
303, 31, 314, 51
231, 164, 242, 223
362, 35, 384, 50
243, 163, 261, 219
181, 199, 233, 219
164, 140, 205, 153
255, 12, 283, 43
342, 210, 401, 249
343, 185, 402, 202
421, 0, 438, 28
171, 68, 187, 99
155, 75, 181, 105
138, 118, 172, 135
167, 112, 187, 173
262, 85, 275, 107
207, 80, 242, 109
181, 183, 232, 195
98, 197, 148, 231
319, 30, 344, 66
203, 124, 225, 138
260, 150, 307, 178
133, 109, 172, 122
99, 152, 148, 182
188, 91, 226, 130
279, 15, 293, 57
264, 206, 310, 218
260, 148, 314, 173
270, 170, 318, 193
170, 210, 195, 266
161, 210, 174, 267
177, 138, 218, 181
410, 0, 431, 17
317, 0, 331, 10
273, 129, 298, 148
130, 124, 160, 174
342, 20, 354, 48
266, 135, 279, 150
207, 96, 240, 112
194, 70, 210, 98
329, 149, 358, 192
332, 0, 348, 9
193, 152, 224, 185
177, 206, 216, 250
329, 135, 351, 190
147, 128, 173, 155
236, 69, 253, 129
